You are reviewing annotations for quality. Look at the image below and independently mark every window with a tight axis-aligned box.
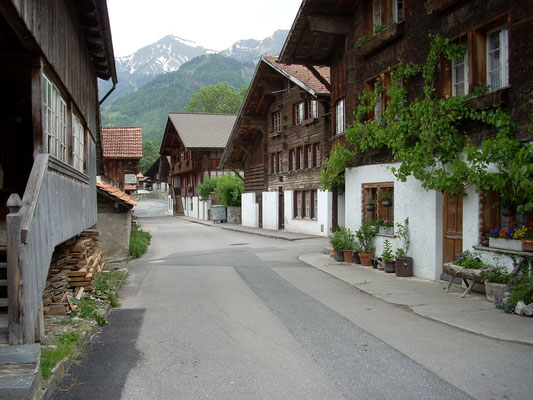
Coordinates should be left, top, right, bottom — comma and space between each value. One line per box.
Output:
335, 99, 345, 135
289, 149, 294, 171
294, 190, 317, 219
315, 143, 321, 167
486, 27, 509, 91
366, 73, 391, 120
307, 99, 318, 119
393, 0, 403, 23
72, 113, 84, 172
42, 74, 67, 162
272, 111, 281, 133
372, 0, 382, 34
305, 191, 311, 217
294, 102, 304, 125
299, 147, 306, 169
481, 190, 532, 240
271, 152, 281, 174
452, 51, 469, 96
362, 183, 394, 224
307, 145, 313, 168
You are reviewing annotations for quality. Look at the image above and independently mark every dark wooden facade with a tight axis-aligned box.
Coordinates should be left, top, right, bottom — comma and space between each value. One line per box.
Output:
0, 0, 116, 344
160, 113, 235, 215
220, 56, 330, 225
280, 0, 533, 259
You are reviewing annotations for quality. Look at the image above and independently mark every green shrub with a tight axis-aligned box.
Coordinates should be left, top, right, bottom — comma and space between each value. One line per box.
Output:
215, 174, 244, 206
453, 250, 486, 269
356, 221, 377, 253
197, 177, 218, 202
129, 227, 151, 258
381, 240, 395, 262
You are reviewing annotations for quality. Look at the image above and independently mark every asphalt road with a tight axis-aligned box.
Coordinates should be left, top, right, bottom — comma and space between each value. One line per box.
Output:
52, 198, 533, 400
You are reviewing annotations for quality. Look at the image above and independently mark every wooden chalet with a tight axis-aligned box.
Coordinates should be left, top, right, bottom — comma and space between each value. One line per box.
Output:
160, 113, 236, 215
101, 126, 142, 192
0, 0, 116, 346
220, 55, 331, 234
280, 0, 533, 279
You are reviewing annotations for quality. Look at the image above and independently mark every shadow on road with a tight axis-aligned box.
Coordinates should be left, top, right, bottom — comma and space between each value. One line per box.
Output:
51, 309, 145, 400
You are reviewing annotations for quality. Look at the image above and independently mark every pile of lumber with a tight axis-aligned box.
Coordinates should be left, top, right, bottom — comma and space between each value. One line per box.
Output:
42, 232, 105, 315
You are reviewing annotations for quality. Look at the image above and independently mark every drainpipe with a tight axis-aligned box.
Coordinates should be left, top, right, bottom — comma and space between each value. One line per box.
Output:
99, 79, 116, 105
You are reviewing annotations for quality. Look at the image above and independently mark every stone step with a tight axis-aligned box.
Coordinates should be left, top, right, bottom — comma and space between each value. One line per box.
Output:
0, 375, 37, 400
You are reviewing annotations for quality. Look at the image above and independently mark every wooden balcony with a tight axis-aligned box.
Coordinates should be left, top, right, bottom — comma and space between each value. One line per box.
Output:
171, 160, 200, 175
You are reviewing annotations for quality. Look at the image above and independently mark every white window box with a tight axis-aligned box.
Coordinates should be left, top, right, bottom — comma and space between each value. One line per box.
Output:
488, 237, 524, 252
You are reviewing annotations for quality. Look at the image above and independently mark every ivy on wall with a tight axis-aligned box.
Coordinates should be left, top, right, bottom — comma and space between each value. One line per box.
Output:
322, 35, 533, 212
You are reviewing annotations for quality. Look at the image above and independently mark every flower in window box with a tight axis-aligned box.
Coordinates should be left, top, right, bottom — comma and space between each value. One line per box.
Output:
488, 226, 525, 252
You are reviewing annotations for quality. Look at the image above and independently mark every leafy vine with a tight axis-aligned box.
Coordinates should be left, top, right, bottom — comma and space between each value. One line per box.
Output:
323, 34, 532, 211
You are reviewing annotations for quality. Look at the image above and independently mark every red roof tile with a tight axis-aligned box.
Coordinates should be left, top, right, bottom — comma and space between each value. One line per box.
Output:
96, 181, 138, 207
263, 55, 330, 95
101, 127, 142, 159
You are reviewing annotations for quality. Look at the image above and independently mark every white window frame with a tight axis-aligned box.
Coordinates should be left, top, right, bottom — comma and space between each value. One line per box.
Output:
335, 99, 345, 135
296, 191, 303, 218
314, 190, 318, 219
486, 26, 509, 92
307, 99, 318, 119
42, 74, 67, 163
273, 111, 281, 133
393, 0, 403, 23
72, 113, 85, 172
372, 0, 382, 33
305, 191, 311, 218
375, 92, 384, 121
295, 102, 304, 125
452, 51, 469, 96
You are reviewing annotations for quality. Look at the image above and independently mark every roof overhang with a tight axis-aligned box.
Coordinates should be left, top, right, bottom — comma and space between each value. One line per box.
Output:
279, 0, 359, 65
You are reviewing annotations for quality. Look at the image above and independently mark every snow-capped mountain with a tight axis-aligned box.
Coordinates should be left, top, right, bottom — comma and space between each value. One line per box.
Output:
100, 30, 289, 103
100, 35, 214, 102
220, 29, 289, 63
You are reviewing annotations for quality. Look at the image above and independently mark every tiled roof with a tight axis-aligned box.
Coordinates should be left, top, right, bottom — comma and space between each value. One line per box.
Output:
167, 113, 237, 149
263, 55, 330, 95
101, 127, 142, 159
96, 181, 137, 207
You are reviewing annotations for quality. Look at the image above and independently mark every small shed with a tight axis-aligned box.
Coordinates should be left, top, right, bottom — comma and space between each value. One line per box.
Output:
96, 180, 137, 261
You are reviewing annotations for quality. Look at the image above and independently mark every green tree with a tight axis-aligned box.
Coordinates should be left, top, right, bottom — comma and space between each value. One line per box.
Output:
215, 174, 244, 206
140, 140, 159, 174
183, 82, 247, 114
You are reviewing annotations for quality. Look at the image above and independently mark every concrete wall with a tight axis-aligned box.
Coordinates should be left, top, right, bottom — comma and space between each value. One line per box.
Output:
97, 210, 132, 261
283, 189, 332, 237
227, 206, 242, 224
242, 193, 259, 228
345, 164, 443, 281
262, 191, 279, 230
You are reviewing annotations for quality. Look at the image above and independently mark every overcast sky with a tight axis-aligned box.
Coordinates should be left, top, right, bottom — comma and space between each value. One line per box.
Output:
107, 0, 302, 57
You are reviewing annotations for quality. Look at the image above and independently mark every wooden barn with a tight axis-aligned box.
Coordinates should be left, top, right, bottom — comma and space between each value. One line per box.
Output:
159, 113, 236, 218
220, 55, 331, 235
101, 126, 142, 192
0, 0, 116, 355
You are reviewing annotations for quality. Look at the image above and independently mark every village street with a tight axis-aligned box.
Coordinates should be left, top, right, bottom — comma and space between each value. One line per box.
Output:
52, 198, 533, 400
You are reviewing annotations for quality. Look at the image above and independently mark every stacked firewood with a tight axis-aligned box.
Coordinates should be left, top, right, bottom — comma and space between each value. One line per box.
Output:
42, 231, 105, 315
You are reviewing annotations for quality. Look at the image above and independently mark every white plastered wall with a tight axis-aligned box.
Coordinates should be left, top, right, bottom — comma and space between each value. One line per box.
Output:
283, 189, 332, 237
345, 164, 443, 281
241, 193, 259, 228
262, 191, 279, 230
338, 194, 345, 227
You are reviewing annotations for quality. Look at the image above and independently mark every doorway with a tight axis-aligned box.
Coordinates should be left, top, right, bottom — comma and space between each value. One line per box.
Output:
443, 193, 463, 264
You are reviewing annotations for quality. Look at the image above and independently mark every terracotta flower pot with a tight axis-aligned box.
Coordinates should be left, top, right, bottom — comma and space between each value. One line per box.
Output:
358, 252, 373, 266
331, 249, 337, 259
343, 250, 355, 263
523, 239, 533, 252
383, 261, 396, 273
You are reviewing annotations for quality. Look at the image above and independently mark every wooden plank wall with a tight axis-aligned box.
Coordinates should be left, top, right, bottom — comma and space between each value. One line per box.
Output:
17, 142, 97, 342
11, 0, 99, 136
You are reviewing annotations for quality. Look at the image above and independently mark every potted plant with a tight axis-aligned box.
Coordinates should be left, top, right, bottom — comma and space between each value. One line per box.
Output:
329, 229, 344, 261
356, 221, 377, 266
381, 240, 395, 273
340, 226, 356, 263
395, 218, 413, 277
378, 219, 394, 235
380, 193, 393, 207
353, 241, 362, 264
483, 266, 512, 302
366, 199, 376, 211
488, 226, 525, 252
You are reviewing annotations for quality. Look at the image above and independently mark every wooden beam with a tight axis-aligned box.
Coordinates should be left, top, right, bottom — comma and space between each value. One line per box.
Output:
7, 194, 23, 344
307, 15, 352, 35
306, 65, 332, 92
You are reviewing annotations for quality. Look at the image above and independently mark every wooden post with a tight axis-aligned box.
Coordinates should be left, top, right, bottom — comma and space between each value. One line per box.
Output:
7, 193, 23, 344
